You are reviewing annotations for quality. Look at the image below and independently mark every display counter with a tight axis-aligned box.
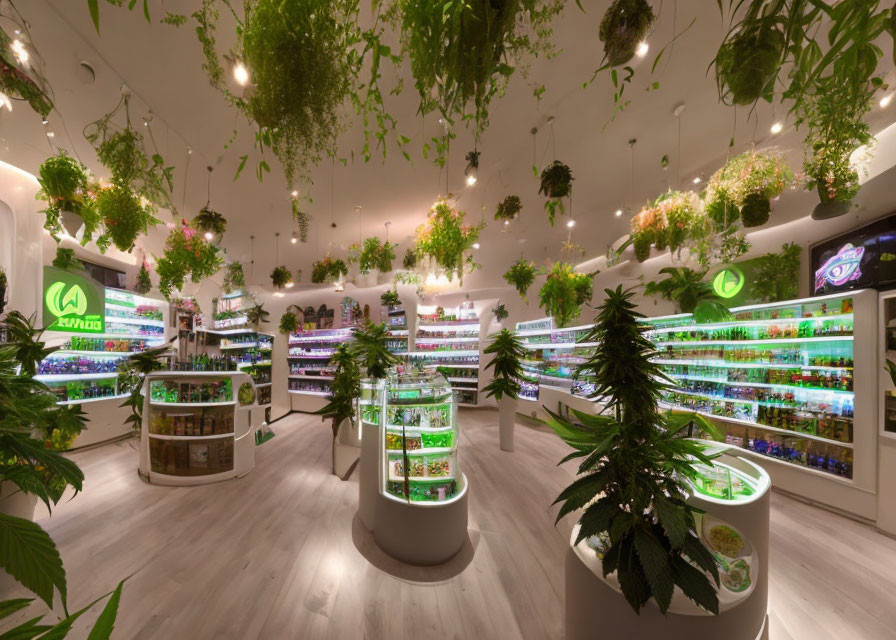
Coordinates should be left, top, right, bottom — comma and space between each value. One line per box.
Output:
138, 371, 258, 485
358, 369, 469, 564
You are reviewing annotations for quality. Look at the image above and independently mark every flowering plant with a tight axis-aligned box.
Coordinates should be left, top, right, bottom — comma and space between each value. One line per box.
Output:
414, 199, 485, 283
155, 220, 223, 298
705, 149, 793, 227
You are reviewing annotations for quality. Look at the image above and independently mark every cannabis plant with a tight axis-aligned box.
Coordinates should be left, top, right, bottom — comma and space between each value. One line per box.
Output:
643, 267, 731, 322
247, 304, 270, 328
270, 266, 293, 289
492, 302, 509, 322
315, 343, 361, 439
495, 195, 522, 222
482, 329, 524, 400
118, 341, 174, 434
547, 286, 720, 614
349, 322, 397, 380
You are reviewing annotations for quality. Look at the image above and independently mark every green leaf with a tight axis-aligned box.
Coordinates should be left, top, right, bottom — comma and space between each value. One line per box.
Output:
85, 579, 126, 640
0, 514, 66, 611
653, 493, 689, 549
143, 0, 150, 22
0, 598, 34, 621
671, 555, 719, 614
633, 526, 675, 613
574, 499, 618, 545
0, 615, 51, 639
552, 472, 608, 524
234, 155, 248, 181
615, 537, 651, 612
87, 0, 100, 33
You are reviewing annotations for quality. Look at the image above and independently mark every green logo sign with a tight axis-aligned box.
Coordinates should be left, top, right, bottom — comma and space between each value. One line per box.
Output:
713, 267, 746, 299
42, 267, 105, 334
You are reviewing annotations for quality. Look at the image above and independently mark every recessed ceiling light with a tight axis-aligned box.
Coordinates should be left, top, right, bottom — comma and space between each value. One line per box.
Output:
273, 292, 284, 297
291, 190, 298, 197
472, 243, 480, 249
285, 282, 294, 288
614, 209, 622, 217
881, 94, 893, 109
770, 121, 783, 134
233, 62, 249, 86
291, 232, 298, 244
46, 131, 54, 138
635, 42, 649, 58
465, 175, 477, 187
503, 220, 509, 226
567, 219, 576, 228
0, 93, 11, 112
204, 231, 213, 240
692, 177, 701, 184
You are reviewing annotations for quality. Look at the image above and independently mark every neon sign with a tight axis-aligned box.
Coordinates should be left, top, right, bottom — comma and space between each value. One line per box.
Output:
814, 243, 865, 293
712, 267, 746, 299
42, 267, 105, 334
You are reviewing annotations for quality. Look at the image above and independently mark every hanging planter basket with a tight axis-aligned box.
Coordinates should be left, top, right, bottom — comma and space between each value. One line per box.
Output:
812, 199, 853, 220
58, 210, 83, 237
599, 0, 656, 67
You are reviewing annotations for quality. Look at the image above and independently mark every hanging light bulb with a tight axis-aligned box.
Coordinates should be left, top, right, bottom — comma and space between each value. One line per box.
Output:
465, 174, 477, 187
880, 94, 893, 109
614, 209, 623, 217
204, 231, 213, 240
0, 92, 11, 112
233, 62, 250, 86
635, 42, 649, 58
291, 231, 298, 244
770, 121, 784, 135
11, 39, 29, 65
472, 243, 480, 249
285, 281, 294, 288
567, 219, 576, 228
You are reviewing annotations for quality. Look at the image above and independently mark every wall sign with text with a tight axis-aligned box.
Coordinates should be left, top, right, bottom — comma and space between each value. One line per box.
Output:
42, 266, 105, 334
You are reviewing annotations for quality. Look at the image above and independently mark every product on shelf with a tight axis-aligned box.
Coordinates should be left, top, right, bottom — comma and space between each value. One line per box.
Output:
171, 354, 235, 372
149, 408, 235, 436
45, 379, 118, 403
38, 356, 120, 375
149, 379, 233, 404
514, 317, 600, 401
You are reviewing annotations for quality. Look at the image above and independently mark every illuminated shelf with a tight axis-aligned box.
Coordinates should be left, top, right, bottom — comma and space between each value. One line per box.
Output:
416, 323, 480, 331
666, 388, 854, 413
516, 323, 594, 337
389, 475, 456, 483
446, 377, 478, 383
105, 316, 165, 328
663, 374, 853, 396
385, 425, 453, 433
237, 360, 271, 369
387, 447, 454, 456
47, 350, 132, 358
654, 336, 853, 347
522, 341, 599, 350
288, 389, 330, 397
405, 350, 478, 358
652, 358, 852, 372
220, 342, 258, 350
35, 372, 118, 382
288, 374, 335, 380
422, 363, 478, 369
644, 313, 853, 333
414, 336, 479, 344
147, 433, 234, 441
149, 401, 236, 408
58, 393, 128, 406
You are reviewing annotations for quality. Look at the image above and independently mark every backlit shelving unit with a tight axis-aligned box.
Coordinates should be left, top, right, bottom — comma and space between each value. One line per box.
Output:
286, 326, 354, 411
514, 318, 599, 405
383, 300, 409, 355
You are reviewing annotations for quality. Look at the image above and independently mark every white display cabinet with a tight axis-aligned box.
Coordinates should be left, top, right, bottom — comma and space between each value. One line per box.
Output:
877, 289, 896, 534
139, 371, 258, 485
286, 326, 354, 412
566, 442, 771, 640
358, 369, 469, 565
642, 290, 877, 520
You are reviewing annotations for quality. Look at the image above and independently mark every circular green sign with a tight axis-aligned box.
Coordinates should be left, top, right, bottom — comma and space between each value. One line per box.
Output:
713, 267, 746, 299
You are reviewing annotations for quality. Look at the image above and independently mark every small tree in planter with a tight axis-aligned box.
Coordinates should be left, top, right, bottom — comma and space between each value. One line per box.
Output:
315, 343, 360, 475
483, 329, 525, 451
547, 286, 720, 614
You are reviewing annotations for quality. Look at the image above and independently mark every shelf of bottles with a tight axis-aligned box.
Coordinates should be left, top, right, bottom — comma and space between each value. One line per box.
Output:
287, 327, 354, 396
383, 302, 409, 355
146, 375, 237, 477
882, 293, 896, 437
405, 303, 480, 406
38, 287, 167, 405
513, 318, 599, 403
642, 294, 857, 479
378, 370, 465, 505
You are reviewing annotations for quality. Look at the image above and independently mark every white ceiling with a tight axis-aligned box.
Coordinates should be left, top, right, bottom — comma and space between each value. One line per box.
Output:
5, 0, 896, 291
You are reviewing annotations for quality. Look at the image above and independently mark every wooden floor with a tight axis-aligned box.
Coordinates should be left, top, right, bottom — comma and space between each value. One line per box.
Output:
5, 409, 896, 639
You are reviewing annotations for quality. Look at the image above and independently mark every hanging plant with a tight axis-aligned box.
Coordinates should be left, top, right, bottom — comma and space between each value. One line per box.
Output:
222, 262, 246, 294
390, 0, 563, 153
135, 263, 152, 294
279, 310, 300, 334
96, 184, 159, 252
537, 262, 594, 328
155, 220, 223, 298
494, 195, 522, 222
629, 201, 666, 263
705, 148, 793, 228
539, 161, 573, 225
714, 19, 784, 106
752, 242, 802, 303
270, 265, 293, 289
311, 256, 349, 284
357, 237, 397, 274
413, 199, 485, 283
0, 267, 6, 315
36, 151, 102, 243
247, 303, 270, 328
292, 200, 310, 243
192, 207, 227, 239
402, 247, 417, 270
599, 0, 656, 67
183, 0, 399, 188
503, 259, 537, 302
650, 190, 701, 253
492, 302, 509, 323
51, 247, 82, 272
0, 12, 53, 118
380, 289, 400, 307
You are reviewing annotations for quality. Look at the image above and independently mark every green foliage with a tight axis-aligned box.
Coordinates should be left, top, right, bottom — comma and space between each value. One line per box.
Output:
599, 0, 655, 66
355, 237, 397, 274
117, 342, 173, 435
86, 0, 152, 32
222, 262, 246, 294
349, 322, 397, 380
503, 259, 537, 302
495, 195, 522, 222
547, 286, 720, 615
247, 304, 270, 328
279, 311, 299, 335
389, 0, 563, 152
751, 242, 802, 303
537, 262, 593, 328
311, 256, 349, 284
314, 344, 360, 439
644, 267, 730, 321
539, 161, 573, 225
704, 148, 793, 229
715, 20, 784, 105
3, 311, 57, 378
0, 19, 53, 118
135, 264, 152, 294
402, 247, 417, 270
96, 185, 159, 252
192, 206, 227, 238
270, 266, 293, 289
492, 302, 509, 322
413, 199, 485, 283
155, 222, 223, 298
51, 248, 82, 272
292, 200, 309, 243
482, 329, 524, 400
0, 268, 6, 315
380, 289, 400, 307
36, 151, 102, 244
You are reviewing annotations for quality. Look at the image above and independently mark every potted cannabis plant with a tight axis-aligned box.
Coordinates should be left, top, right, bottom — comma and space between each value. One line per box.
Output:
483, 329, 525, 452
538, 262, 594, 328
315, 343, 361, 477
350, 321, 398, 380
546, 286, 721, 621
492, 302, 509, 323
503, 259, 537, 302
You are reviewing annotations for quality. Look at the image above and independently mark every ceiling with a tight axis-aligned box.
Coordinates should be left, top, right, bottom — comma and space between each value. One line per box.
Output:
5, 1, 896, 291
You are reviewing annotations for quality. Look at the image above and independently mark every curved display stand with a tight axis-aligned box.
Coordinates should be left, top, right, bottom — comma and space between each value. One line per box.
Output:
138, 371, 257, 486
358, 370, 469, 565
566, 442, 770, 640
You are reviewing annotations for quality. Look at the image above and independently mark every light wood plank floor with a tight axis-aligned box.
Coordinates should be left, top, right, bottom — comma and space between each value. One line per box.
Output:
5, 410, 896, 639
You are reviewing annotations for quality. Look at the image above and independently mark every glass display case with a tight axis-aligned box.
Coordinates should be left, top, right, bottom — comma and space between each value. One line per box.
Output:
642, 292, 866, 482
514, 318, 598, 403
140, 371, 257, 485
377, 370, 465, 505
407, 303, 480, 406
